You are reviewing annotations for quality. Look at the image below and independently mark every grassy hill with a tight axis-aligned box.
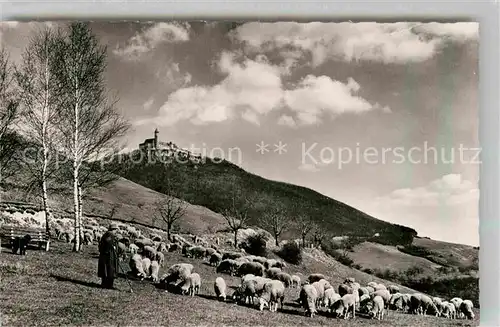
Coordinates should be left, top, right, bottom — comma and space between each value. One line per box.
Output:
103, 148, 418, 246
0, 240, 479, 326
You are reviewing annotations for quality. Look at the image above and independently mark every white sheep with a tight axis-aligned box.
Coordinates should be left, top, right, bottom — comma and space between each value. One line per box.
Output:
142, 257, 151, 278
368, 295, 385, 320
258, 280, 285, 312
332, 293, 357, 319
291, 275, 301, 288
180, 273, 201, 296
387, 285, 400, 294
299, 284, 318, 317
241, 274, 255, 284
129, 254, 146, 279
150, 260, 160, 283
450, 297, 464, 318
156, 252, 165, 267
214, 277, 226, 301
142, 245, 157, 261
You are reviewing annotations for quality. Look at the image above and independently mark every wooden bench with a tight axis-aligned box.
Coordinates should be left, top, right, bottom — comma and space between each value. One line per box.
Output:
0, 225, 50, 252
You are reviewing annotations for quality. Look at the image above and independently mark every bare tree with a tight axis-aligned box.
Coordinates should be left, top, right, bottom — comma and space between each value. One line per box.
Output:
221, 195, 251, 249
260, 206, 287, 247
155, 193, 187, 242
0, 48, 20, 179
53, 22, 130, 252
294, 213, 314, 248
15, 27, 63, 235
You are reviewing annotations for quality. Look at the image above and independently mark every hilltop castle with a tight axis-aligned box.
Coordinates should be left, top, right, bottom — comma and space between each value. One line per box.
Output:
139, 128, 159, 151
138, 129, 203, 162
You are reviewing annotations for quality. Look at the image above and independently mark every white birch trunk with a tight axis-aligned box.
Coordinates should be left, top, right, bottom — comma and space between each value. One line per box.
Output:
41, 51, 52, 236
72, 88, 81, 252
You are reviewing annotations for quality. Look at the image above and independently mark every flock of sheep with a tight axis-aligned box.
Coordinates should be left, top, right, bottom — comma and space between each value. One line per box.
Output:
52, 220, 476, 322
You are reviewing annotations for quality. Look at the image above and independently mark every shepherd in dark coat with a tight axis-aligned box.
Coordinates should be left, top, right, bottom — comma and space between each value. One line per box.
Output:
98, 223, 119, 289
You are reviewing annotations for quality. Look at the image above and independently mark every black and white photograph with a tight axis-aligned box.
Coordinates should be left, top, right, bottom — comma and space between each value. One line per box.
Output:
0, 20, 479, 326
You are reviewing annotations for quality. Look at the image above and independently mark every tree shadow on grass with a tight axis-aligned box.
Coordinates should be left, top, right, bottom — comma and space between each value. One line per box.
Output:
50, 274, 102, 289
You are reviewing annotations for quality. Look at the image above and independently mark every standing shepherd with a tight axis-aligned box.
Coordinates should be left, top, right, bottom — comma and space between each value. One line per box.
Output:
98, 223, 119, 289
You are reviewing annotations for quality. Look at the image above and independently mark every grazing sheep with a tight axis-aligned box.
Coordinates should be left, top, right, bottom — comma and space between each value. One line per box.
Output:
233, 277, 271, 305
276, 272, 293, 288
299, 284, 318, 317
367, 281, 378, 288
308, 273, 326, 283
441, 301, 456, 319
204, 247, 217, 258
155, 252, 165, 267
209, 252, 223, 266
368, 295, 385, 320
129, 243, 139, 255
252, 256, 267, 266
332, 294, 357, 319
241, 274, 256, 283
222, 251, 243, 260
420, 294, 440, 316
83, 231, 93, 245
214, 277, 226, 301
264, 259, 284, 270
265, 267, 282, 279
149, 260, 160, 283
366, 286, 375, 294
374, 283, 387, 291
216, 259, 239, 276
258, 280, 285, 312
180, 273, 201, 296
142, 257, 152, 277
323, 288, 341, 308
388, 285, 400, 294
410, 293, 423, 315
358, 294, 372, 312
129, 254, 146, 278
312, 280, 330, 308
460, 300, 474, 319
161, 263, 194, 285
371, 289, 391, 310
237, 262, 265, 277
142, 245, 157, 261
291, 275, 301, 288
185, 245, 207, 259
450, 298, 464, 318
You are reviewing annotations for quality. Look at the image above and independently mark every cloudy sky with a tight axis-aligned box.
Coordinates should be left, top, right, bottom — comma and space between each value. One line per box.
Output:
1, 21, 479, 246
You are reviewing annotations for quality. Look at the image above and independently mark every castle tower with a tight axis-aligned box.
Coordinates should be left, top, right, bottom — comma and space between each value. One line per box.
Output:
154, 128, 159, 148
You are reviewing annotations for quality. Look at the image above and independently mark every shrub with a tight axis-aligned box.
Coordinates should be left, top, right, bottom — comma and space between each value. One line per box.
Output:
363, 268, 373, 275
242, 232, 268, 257
277, 242, 302, 265
352, 264, 362, 270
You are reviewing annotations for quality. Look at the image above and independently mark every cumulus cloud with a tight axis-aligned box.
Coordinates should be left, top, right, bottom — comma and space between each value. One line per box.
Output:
155, 61, 192, 88
357, 173, 479, 245
139, 51, 284, 126
231, 22, 478, 67
143, 97, 154, 111
139, 51, 388, 127
284, 75, 378, 124
113, 22, 190, 60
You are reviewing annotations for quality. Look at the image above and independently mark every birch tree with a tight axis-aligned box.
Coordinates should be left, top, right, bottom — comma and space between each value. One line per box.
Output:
0, 48, 20, 179
15, 27, 62, 235
53, 22, 130, 252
